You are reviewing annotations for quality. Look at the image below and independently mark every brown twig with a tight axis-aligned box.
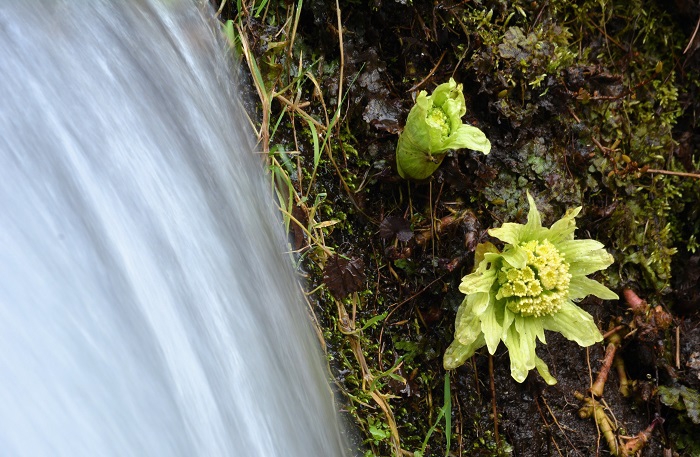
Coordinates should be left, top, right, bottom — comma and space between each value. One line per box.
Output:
335, 0, 344, 113
646, 168, 700, 179
676, 325, 681, 369
407, 51, 447, 93
683, 16, 700, 54
471, 355, 481, 398
602, 324, 625, 340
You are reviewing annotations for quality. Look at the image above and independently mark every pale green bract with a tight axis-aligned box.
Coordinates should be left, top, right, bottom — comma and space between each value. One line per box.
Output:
396, 78, 491, 180
443, 192, 619, 385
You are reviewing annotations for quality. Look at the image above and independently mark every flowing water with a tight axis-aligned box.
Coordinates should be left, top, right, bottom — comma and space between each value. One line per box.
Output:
0, 1, 348, 455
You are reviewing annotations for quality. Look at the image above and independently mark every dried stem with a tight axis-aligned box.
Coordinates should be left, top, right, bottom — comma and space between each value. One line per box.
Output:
576, 392, 620, 455
613, 354, 630, 397
621, 416, 663, 455
489, 354, 501, 450
590, 332, 622, 398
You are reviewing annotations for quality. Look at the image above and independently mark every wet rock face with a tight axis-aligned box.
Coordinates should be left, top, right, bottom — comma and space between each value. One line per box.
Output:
680, 323, 700, 391
225, 0, 700, 454
673, 253, 700, 315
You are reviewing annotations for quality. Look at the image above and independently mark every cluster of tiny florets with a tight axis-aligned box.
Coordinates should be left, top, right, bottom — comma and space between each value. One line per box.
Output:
427, 107, 450, 141
496, 239, 571, 317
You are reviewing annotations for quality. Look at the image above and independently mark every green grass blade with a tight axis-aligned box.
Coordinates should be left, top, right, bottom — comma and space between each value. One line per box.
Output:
444, 372, 452, 455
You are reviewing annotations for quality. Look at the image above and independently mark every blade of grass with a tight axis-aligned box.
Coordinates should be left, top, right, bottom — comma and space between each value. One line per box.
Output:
236, 22, 272, 152
417, 373, 452, 456
253, 0, 270, 18
288, 0, 303, 61
302, 114, 321, 194
269, 158, 295, 232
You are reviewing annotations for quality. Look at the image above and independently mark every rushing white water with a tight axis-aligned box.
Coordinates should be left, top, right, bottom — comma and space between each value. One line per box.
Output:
0, 1, 348, 456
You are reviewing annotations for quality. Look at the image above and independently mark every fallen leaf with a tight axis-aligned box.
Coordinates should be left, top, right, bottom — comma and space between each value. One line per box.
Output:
323, 254, 366, 299
379, 216, 413, 242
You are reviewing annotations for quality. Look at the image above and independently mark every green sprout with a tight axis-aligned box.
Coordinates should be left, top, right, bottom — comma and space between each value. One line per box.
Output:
444, 192, 619, 384
396, 78, 491, 180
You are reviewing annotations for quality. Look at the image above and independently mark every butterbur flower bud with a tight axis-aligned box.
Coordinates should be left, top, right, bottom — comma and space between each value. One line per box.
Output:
444, 192, 619, 385
396, 78, 491, 180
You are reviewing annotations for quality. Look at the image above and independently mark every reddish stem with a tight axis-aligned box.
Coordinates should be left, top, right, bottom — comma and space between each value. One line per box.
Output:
623, 288, 646, 312
590, 332, 622, 398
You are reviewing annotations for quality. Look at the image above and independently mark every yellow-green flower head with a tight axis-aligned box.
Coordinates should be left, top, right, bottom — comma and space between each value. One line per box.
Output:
443, 192, 619, 385
496, 239, 570, 317
396, 78, 491, 180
